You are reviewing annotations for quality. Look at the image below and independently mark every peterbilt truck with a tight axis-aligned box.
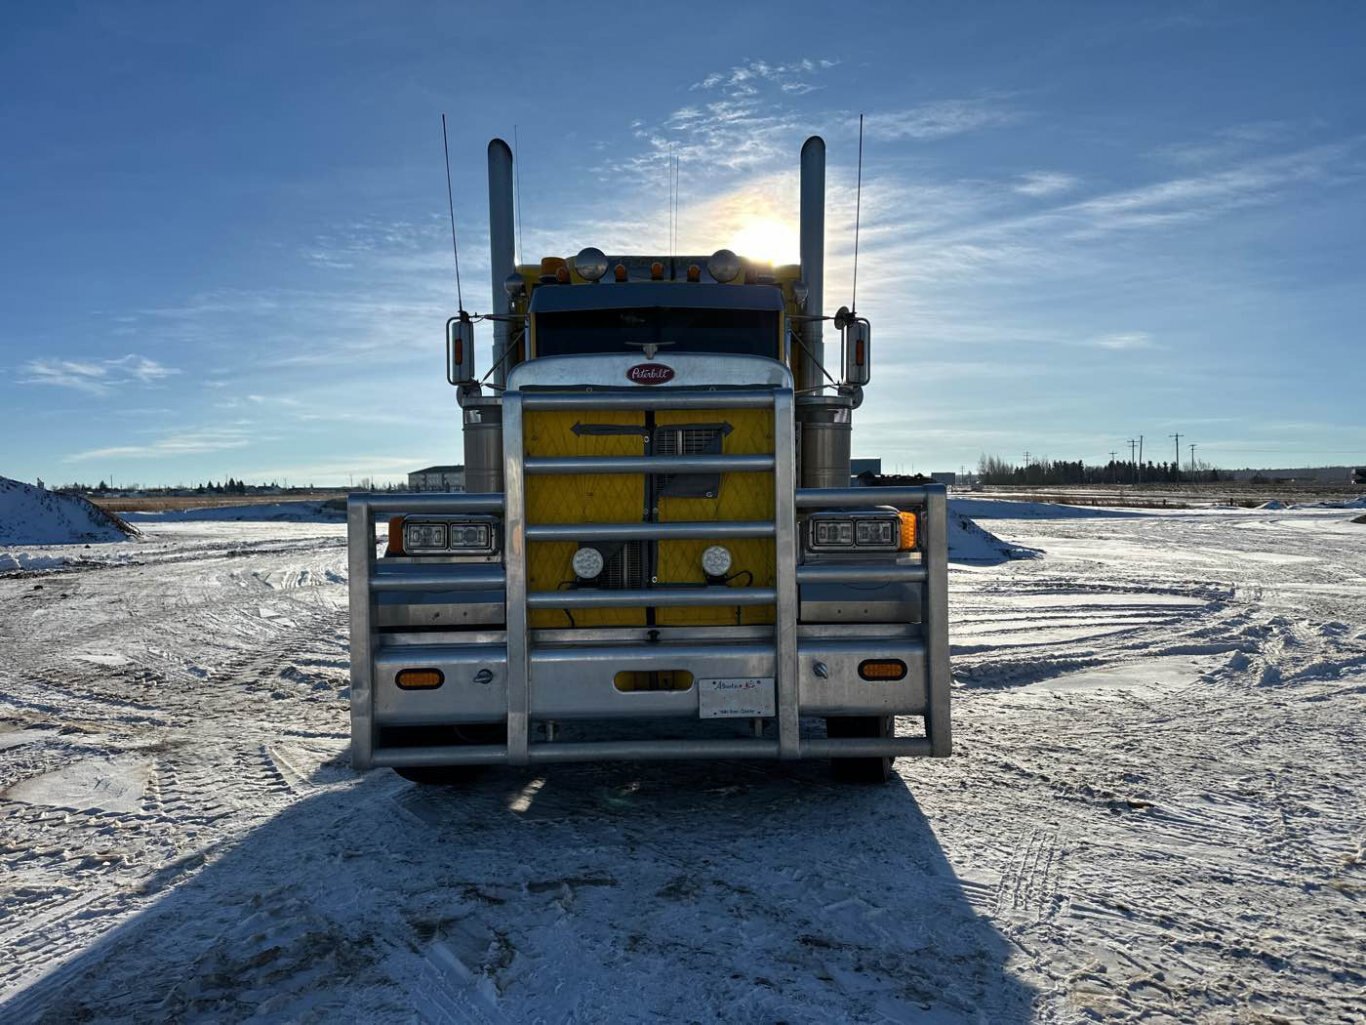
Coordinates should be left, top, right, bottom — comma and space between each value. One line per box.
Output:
346, 135, 950, 784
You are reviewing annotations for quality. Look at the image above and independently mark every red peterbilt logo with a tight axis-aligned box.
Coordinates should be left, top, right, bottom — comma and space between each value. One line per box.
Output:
626, 363, 675, 385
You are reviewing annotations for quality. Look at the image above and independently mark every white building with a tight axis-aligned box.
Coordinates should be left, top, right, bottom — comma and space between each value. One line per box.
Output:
408, 465, 464, 492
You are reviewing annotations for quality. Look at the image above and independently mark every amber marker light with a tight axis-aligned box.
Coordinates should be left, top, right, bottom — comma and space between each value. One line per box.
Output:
650, 261, 664, 280
858, 659, 908, 681
686, 264, 701, 282
614, 263, 628, 282
387, 516, 406, 556
396, 668, 444, 690
898, 511, 919, 550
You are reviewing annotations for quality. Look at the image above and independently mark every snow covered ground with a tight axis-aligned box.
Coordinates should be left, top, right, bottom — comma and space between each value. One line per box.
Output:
0, 504, 1361, 1023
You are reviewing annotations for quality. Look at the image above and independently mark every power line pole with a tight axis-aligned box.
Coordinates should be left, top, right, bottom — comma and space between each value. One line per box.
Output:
1127, 439, 1137, 484
1171, 432, 1182, 474
1109, 450, 1117, 484
1189, 443, 1197, 476
1137, 434, 1144, 484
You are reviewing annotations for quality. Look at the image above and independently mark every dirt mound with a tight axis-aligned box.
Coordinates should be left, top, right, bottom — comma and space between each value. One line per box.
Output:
0, 477, 138, 545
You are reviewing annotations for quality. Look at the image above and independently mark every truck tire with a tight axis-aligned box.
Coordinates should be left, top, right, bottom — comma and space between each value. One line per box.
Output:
392, 723, 506, 785
827, 715, 894, 784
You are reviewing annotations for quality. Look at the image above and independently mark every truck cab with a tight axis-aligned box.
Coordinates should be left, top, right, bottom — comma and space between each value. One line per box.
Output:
346, 137, 950, 783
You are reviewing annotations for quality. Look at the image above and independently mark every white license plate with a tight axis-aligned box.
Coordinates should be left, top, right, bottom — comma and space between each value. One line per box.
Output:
697, 677, 775, 719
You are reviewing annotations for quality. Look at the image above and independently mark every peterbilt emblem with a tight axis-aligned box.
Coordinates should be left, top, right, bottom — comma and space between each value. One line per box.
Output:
472, 668, 494, 686
626, 363, 675, 385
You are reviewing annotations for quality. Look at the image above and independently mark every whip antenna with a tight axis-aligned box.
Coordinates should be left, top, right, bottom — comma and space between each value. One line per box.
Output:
852, 113, 864, 312
441, 113, 464, 310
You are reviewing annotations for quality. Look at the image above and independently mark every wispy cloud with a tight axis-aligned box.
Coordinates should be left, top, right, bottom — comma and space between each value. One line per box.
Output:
1092, 331, 1156, 351
690, 59, 838, 96
1013, 171, 1079, 197
20, 354, 179, 395
862, 98, 1018, 142
65, 426, 255, 461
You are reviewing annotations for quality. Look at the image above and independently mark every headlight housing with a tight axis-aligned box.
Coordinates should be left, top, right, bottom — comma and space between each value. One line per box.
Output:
805, 507, 916, 553
389, 515, 499, 556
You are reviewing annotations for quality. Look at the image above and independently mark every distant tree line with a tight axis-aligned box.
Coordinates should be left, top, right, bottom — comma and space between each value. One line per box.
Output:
976, 454, 1223, 486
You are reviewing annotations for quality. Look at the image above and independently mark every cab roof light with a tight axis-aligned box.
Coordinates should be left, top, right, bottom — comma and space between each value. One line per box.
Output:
555, 266, 570, 283
650, 261, 664, 281
573, 247, 609, 282
614, 263, 628, 282
687, 263, 701, 282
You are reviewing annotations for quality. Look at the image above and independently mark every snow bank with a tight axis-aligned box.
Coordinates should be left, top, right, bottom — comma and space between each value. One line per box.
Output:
948, 508, 1042, 564
122, 501, 345, 523
0, 477, 136, 545
1293, 496, 1366, 510
952, 497, 1144, 520
1258, 499, 1288, 510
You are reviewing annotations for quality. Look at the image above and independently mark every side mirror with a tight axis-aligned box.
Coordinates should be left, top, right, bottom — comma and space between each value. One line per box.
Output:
845, 318, 870, 387
446, 315, 474, 385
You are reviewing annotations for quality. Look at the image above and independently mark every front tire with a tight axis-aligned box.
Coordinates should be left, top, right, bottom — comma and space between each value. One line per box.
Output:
827, 715, 894, 784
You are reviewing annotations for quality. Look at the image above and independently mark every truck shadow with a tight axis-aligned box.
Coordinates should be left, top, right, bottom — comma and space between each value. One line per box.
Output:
3, 759, 1037, 1024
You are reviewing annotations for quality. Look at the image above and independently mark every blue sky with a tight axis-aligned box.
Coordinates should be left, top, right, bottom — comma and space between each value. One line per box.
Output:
2, 1, 1363, 486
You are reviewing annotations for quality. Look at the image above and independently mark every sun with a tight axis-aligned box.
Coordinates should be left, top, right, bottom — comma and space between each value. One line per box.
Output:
728, 216, 799, 267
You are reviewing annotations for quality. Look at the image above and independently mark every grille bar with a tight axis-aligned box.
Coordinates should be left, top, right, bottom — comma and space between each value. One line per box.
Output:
524, 454, 773, 474
528, 586, 777, 609
529, 521, 774, 542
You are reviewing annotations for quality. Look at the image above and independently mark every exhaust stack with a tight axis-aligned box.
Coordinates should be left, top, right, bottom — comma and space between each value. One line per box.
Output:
487, 139, 516, 389
799, 136, 826, 392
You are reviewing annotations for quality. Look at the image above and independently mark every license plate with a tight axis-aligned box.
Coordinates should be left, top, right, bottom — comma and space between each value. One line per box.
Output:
697, 677, 775, 719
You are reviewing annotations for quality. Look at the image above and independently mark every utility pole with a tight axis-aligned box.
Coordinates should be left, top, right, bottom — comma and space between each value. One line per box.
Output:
1127, 439, 1137, 484
1189, 443, 1197, 476
1109, 450, 1117, 484
1171, 432, 1182, 474
1137, 434, 1144, 484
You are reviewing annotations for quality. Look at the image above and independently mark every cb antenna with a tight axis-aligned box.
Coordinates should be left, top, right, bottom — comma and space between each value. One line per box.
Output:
851, 112, 864, 313
441, 113, 464, 311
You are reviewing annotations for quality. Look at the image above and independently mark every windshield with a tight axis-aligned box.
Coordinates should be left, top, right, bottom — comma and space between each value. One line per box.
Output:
534, 307, 779, 358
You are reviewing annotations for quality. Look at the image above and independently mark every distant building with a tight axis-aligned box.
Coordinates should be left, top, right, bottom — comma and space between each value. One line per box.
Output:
850, 458, 882, 478
408, 465, 464, 492
930, 472, 957, 486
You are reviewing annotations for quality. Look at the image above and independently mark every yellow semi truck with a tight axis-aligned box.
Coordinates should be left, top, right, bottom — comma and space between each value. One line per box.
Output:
346, 136, 950, 783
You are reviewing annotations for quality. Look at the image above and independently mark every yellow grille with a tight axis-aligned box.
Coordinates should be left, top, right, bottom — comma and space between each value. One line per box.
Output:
522, 405, 775, 628
525, 410, 646, 627
656, 409, 775, 626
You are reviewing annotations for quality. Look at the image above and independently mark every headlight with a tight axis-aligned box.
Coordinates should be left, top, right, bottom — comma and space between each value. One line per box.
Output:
701, 544, 732, 578
707, 249, 741, 283
393, 515, 498, 556
572, 546, 604, 580
806, 508, 905, 553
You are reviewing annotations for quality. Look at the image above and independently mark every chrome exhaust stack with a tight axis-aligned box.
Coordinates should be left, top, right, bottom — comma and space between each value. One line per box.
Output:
799, 136, 826, 394
487, 139, 516, 390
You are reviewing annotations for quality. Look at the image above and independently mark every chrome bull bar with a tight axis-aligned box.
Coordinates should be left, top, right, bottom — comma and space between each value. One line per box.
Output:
347, 386, 950, 770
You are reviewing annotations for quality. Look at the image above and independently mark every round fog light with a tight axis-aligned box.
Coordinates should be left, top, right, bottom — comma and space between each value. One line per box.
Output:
572, 546, 605, 580
701, 544, 732, 578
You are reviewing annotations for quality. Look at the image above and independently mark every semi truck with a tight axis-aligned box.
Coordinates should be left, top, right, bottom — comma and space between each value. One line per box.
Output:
346, 136, 951, 784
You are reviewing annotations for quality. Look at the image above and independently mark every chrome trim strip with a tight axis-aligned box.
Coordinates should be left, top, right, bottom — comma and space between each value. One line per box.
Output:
524, 390, 776, 411
502, 392, 531, 765
796, 563, 927, 584
772, 388, 801, 760
796, 486, 930, 508
528, 521, 773, 542
525, 454, 774, 475
371, 566, 506, 592
800, 737, 932, 758
347, 498, 376, 770
360, 493, 505, 516
923, 484, 953, 756
528, 587, 776, 609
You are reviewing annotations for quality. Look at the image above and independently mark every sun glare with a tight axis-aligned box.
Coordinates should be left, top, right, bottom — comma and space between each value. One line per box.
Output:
728, 216, 799, 266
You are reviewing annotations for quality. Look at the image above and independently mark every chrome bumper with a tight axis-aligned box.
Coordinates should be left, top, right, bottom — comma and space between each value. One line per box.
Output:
347, 386, 951, 769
